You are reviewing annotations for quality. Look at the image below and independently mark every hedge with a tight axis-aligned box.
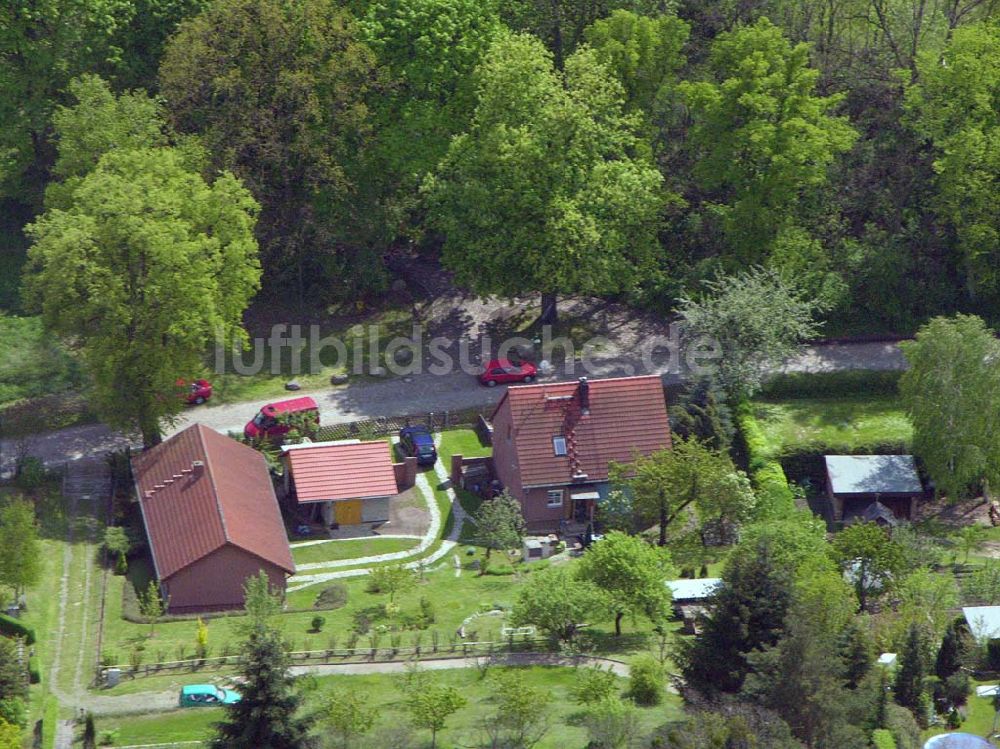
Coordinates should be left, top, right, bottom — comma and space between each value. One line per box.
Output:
735, 401, 796, 518
871, 729, 896, 749
0, 613, 36, 645
28, 656, 40, 684
760, 370, 902, 399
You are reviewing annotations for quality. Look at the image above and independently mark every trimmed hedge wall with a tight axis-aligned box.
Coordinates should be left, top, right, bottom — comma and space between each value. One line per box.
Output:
735, 401, 796, 518
760, 370, 902, 399
0, 613, 35, 645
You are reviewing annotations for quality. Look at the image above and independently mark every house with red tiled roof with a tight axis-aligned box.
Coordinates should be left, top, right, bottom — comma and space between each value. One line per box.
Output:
490, 375, 672, 532
282, 440, 402, 527
132, 424, 295, 613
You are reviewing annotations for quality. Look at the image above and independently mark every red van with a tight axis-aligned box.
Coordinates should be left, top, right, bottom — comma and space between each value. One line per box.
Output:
244, 396, 319, 440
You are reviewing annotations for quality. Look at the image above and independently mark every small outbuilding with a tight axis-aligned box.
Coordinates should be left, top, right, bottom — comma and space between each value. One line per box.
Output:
283, 440, 400, 527
962, 606, 1000, 643
133, 424, 295, 613
824, 454, 924, 526
666, 578, 721, 634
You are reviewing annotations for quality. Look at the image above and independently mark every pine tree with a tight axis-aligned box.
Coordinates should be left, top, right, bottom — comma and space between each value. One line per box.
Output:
839, 619, 874, 689
935, 620, 966, 681
669, 377, 734, 450
210, 575, 314, 749
678, 537, 793, 695
894, 624, 926, 716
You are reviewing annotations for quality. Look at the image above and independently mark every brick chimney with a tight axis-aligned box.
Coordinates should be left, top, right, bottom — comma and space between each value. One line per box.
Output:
578, 377, 590, 414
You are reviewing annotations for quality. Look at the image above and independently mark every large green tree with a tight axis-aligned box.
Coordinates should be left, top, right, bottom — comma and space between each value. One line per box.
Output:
399, 669, 466, 749
0, 0, 135, 202
899, 314, 1000, 500
472, 490, 526, 561
360, 0, 501, 205
510, 565, 607, 644
0, 499, 41, 600
611, 438, 755, 547
582, 9, 689, 121
907, 22, 1000, 303
577, 531, 672, 636
24, 147, 260, 446
680, 18, 857, 263
679, 267, 825, 401
831, 522, 906, 612
424, 31, 665, 323
159, 0, 378, 301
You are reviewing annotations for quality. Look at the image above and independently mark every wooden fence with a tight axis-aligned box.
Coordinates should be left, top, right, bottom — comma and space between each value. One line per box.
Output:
313, 407, 491, 443
100, 636, 552, 681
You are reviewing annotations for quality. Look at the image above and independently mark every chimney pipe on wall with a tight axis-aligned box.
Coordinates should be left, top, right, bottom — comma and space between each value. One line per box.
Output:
578, 377, 590, 414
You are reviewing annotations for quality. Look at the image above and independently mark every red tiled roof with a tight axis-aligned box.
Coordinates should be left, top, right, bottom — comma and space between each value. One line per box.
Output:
132, 424, 295, 580
493, 375, 671, 488
285, 441, 398, 503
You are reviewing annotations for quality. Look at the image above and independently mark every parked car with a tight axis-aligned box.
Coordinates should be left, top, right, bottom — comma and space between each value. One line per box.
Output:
179, 684, 241, 707
244, 396, 319, 440
478, 359, 537, 387
399, 425, 437, 466
178, 378, 213, 405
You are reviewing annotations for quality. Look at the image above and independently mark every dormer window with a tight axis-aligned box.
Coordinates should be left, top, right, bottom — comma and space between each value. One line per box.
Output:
553, 436, 567, 456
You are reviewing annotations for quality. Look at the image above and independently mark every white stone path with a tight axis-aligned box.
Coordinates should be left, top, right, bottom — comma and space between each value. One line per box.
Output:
286, 434, 468, 591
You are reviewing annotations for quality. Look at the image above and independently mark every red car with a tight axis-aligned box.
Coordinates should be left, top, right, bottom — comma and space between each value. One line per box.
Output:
478, 359, 537, 387
179, 378, 213, 405
244, 396, 319, 440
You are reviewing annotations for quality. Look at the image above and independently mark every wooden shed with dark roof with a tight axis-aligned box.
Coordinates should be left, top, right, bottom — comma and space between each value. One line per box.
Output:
490, 375, 671, 533
132, 424, 295, 613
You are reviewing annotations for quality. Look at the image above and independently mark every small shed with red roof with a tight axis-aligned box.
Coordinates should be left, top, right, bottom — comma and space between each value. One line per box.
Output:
282, 440, 400, 527
132, 424, 295, 613
490, 375, 672, 532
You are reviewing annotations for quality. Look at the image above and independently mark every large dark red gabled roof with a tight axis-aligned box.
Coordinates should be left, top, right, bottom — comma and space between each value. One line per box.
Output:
132, 424, 295, 581
493, 375, 671, 488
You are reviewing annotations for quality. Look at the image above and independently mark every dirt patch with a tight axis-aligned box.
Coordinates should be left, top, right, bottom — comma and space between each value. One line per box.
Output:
915, 495, 995, 529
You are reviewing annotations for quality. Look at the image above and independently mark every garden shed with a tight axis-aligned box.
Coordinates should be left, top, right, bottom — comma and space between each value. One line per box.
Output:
824, 454, 924, 526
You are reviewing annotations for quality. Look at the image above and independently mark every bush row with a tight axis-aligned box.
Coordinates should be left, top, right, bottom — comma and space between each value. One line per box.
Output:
760, 369, 902, 400
735, 401, 796, 518
0, 613, 36, 645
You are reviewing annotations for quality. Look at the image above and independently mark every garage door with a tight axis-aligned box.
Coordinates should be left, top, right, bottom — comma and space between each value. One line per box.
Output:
334, 499, 363, 525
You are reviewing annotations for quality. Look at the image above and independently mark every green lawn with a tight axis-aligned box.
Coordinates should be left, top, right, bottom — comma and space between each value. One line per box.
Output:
291, 537, 420, 566
752, 395, 912, 458
436, 428, 491, 517
924, 680, 1000, 741
93, 666, 682, 748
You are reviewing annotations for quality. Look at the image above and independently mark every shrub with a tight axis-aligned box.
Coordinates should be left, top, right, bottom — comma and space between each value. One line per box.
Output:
570, 666, 619, 705
626, 655, 663, 706
419, 597, 435, 625
27, 657, 40, 684
311, 615, 326, 633
314, 584, 348, 610
98, 728, 119, 746
115, 553, 128, 575
872, 728, 897, 749
0, 614, 35, 645
946, 708, 961, 729
14, 457, 47, 490
944, 672, 971, 707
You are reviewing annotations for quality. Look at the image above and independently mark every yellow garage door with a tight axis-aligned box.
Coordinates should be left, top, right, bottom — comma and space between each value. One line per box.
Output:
334, 499, 363, 525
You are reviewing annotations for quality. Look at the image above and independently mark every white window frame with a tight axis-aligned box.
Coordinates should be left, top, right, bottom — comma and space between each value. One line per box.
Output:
546, 489, 564, 507
552, 436, 567, 456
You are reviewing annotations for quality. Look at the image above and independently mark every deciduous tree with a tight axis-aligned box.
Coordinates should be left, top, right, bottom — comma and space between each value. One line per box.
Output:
399, 669, 466, 749
472, 491, 526, 561
24, 147, 260, 447
831, 522, 905, 611
0, 499, 41, 600
680, 18, 857, 262
480, 669, 550, 748
899, 315, 1000, 500
424, 32, 665, 323
679, 268, 825, 401
510, 566, 606, 644
159, 0, 378, 301
367, 563, 415, 605
577, 531, 671, 636
324, 689, 377, 749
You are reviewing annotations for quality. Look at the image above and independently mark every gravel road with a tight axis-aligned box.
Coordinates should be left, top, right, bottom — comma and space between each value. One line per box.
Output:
2, 340, 906, 472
